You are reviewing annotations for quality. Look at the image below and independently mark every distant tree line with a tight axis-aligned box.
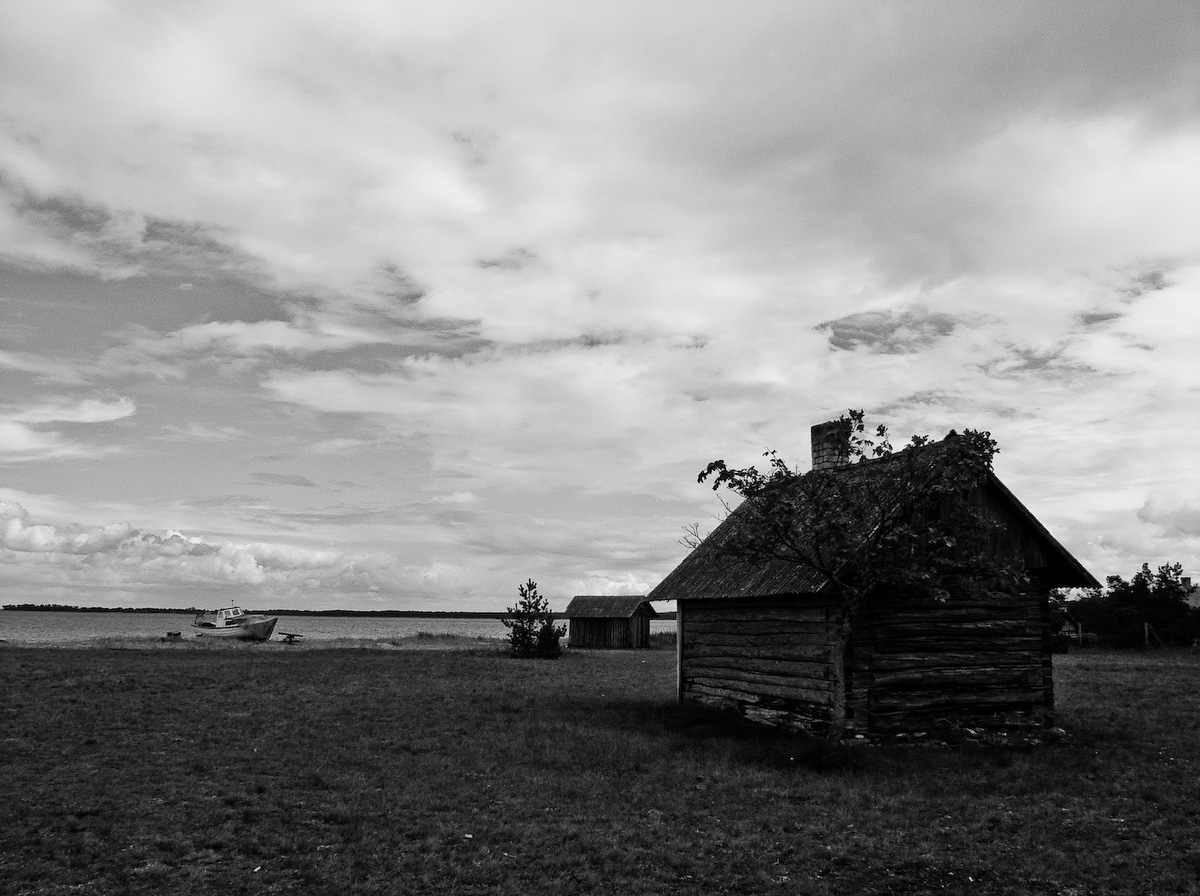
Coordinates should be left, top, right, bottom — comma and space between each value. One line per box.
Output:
5, 603, 676, 619
3, 604, 505, 618
2, 604, 206, 614
1059, 563, 1199, 647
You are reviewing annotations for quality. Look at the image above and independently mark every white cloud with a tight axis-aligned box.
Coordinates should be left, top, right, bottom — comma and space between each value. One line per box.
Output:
159, 422, 246, 442
9, 396, 135, 424
0, 397, 134, 462
0, 498, 403, 600
0, 420, 97, 462
1139, 498, 1200, 538
0, 349, 88, 383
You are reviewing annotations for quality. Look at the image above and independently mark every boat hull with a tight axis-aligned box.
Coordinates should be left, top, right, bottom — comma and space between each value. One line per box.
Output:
192, 616, 278, 641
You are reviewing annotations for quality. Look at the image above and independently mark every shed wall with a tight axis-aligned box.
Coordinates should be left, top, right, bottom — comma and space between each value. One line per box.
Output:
680, 590, 1055, 737
847, 589, 1054, 735
679, 596, 841, 732
568, 614, 652, 648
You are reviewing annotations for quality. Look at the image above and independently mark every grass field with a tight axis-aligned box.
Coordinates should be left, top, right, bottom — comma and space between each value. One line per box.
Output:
2, 641, 1199, 895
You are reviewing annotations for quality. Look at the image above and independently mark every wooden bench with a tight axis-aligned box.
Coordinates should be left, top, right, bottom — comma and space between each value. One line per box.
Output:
279, 632, 303, 644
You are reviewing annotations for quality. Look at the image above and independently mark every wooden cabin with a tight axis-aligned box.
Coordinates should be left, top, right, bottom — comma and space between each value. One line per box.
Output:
647, 422, 1100, 738
564, 595, 656, 649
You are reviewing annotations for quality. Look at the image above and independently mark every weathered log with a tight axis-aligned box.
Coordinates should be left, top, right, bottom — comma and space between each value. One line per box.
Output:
685, 619, 839, 637
741, 704, 825, 732
868, 687, 1043, 710
867, 635, 1043, 653
869, 666, 1042, 688
687, 683, 754, 706
684, 653, 832, 679
683, 638, 833, 662
866, 651, 1045, 670
687, 684, 834, 723
687, 672, 834, 705
870, 620, 1037, 638
867, 605, 1041, 623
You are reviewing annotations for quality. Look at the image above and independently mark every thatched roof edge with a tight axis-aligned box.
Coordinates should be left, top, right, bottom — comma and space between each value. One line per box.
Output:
564, 595, 656, 618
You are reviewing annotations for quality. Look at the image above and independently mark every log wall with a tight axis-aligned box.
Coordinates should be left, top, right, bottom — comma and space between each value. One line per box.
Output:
848, 589, 1053, 735
679, 590, 1055, 737
679, 596, 841, 734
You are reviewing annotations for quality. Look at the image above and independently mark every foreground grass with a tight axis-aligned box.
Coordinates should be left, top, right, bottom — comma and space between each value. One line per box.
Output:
2, 645, 1199, 895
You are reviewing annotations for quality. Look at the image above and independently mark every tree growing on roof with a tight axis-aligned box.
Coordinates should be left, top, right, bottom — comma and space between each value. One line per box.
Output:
697, 409, 1024, 739
502, 579, 565, 658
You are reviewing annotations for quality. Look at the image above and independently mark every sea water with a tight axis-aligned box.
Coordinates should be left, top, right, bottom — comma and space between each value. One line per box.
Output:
0, 610, 675, 645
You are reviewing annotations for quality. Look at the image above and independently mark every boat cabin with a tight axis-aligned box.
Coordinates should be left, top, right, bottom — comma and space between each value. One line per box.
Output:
194, 607, 251, 628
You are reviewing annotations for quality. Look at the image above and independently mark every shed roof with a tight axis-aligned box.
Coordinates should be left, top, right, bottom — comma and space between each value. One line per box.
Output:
564, 595, 656, 619
648, 439, 1099, 603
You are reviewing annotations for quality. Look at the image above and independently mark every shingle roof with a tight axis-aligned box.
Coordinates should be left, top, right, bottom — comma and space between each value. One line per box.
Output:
564, 595, 655, 619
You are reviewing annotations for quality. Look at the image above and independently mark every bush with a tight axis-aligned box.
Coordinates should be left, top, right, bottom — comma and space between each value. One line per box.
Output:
502, 579, 565, 658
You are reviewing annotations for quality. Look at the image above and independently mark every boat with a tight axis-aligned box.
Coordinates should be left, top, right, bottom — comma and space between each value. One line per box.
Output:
191, 606, 279, 641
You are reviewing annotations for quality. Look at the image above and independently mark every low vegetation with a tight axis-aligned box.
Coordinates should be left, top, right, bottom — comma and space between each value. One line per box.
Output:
2, 643, 1199, 894
1063, 562, 1199, 647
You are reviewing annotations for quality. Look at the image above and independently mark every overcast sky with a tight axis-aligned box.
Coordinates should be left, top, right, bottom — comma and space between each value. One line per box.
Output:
2, 2, 1198, 611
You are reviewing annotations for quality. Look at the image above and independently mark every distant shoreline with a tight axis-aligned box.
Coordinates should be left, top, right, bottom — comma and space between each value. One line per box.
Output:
2, 604, 507, 618
1, 604, 677, 620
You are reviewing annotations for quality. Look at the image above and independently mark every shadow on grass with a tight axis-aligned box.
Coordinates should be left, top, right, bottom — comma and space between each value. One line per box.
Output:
590, 694, 859, 772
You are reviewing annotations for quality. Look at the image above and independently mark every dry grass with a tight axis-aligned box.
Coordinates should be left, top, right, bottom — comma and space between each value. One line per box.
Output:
2, 643, 1199, 895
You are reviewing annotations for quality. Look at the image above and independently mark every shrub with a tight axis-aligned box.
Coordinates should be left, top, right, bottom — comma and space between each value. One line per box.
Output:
502, 579, 565, 658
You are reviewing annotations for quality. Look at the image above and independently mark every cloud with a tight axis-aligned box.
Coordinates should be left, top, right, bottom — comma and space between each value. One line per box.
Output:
817, 308, 960, 353
0, 397, 134, 461
159, 422, 246, 442
478, 247, 538, 272
302, 437, 378, 456
0, 499, 391, 596
0, 173, 265, 282
252, 472, 317, 488
1138, 499, 1200, 538
1, 500, 135, 553
1076, 311, 1122, 328
100, 297, 486, 383
0, 421, 98, 462
1120, 269, 1171, 299
8, 396, 135, 424
0, 349, 88, 384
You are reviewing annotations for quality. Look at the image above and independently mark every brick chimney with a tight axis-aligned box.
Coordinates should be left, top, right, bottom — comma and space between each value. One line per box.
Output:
811, 419, 851, 471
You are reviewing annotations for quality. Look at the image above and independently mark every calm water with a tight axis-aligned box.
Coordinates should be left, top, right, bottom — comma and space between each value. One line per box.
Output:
0, 610, 675, 645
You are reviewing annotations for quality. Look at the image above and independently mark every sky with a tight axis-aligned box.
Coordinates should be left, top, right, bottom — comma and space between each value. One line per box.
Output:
1, 2, 1198, 612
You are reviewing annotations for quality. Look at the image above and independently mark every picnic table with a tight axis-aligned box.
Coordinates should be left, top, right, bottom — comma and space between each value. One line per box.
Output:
279, 632, 304, 644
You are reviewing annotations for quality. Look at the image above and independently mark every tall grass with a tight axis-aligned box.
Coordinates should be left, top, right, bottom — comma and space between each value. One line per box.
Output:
1, 646, 1198, 894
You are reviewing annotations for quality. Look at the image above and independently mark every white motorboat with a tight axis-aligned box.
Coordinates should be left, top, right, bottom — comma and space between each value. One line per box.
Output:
191, 606, 278, 641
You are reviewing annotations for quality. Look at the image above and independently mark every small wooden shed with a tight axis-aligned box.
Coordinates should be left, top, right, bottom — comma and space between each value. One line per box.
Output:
564, 595, 656, 649
648, 422, 1100, 738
